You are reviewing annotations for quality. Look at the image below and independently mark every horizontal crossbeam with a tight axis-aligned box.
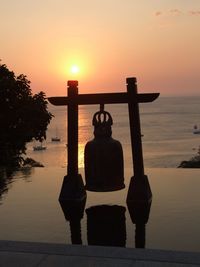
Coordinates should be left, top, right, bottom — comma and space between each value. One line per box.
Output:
48, 92, 159, 106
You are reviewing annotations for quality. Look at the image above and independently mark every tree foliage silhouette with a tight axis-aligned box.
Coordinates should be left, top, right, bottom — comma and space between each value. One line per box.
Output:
0, 63, 53, 167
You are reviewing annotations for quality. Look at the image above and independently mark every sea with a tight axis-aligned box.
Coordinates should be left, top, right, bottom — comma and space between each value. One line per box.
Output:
26, 96, 200, 169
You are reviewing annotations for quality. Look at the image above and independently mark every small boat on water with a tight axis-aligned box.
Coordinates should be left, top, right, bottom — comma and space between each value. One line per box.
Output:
193, 125, 200, 134
51, 128, 61, 142
51, 136, 61, 142
33, 141, 46, 151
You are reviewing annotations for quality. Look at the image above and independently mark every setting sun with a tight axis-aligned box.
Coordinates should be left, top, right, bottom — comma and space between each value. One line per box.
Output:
70, 65, 80, 74
56, 53, 93, 86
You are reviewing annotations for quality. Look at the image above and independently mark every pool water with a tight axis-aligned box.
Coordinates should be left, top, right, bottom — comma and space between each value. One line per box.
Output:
0, 167, 200, 252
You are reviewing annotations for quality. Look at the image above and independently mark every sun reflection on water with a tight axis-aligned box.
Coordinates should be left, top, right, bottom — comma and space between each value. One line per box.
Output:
78, 105, 95, 168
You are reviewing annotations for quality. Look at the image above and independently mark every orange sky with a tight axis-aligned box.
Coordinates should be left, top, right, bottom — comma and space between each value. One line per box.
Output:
1, 0, 200, 96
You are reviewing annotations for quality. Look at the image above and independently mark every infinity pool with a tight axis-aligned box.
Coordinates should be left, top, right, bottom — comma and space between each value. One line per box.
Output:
0, 167, 200, 252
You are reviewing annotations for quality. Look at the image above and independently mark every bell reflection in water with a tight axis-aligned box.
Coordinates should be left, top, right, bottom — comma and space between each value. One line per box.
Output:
84, 107, 125, 191
86, 205, 126, 247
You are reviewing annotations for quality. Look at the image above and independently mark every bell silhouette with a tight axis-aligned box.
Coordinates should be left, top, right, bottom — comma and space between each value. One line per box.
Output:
84, 107, 125, 191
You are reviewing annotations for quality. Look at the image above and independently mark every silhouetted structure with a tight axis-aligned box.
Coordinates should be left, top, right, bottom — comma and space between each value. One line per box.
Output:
86, 205, 126, 247
127, 200, 152, 248
84, 106, 125, 191
48, 78, 159, 203
59, 199, 86, 244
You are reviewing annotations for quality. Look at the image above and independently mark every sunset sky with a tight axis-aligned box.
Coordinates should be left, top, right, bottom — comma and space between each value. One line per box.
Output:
1, 0, 200, 96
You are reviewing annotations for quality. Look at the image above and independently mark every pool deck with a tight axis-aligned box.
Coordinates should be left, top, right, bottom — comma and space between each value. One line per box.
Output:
0, 240, 200, 266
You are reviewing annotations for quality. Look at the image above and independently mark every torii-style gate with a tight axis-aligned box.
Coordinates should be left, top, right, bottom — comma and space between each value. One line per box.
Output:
48, 77, 159, 203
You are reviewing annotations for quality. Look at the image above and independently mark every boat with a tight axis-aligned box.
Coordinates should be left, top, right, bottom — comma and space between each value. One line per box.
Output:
51, 128, 61, 142
193, 125, 200, 134
33, 145, 46, 151
51, 136, 61, 142
33, 141, 47, 151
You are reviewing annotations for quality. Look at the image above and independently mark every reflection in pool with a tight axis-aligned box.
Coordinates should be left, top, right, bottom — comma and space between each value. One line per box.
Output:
60, 201, 151, 248
0, 167, 200, 252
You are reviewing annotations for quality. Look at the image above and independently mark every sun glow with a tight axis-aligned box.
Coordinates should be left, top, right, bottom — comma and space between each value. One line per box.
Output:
70, 65, 80, 74
56, 51, 93, 86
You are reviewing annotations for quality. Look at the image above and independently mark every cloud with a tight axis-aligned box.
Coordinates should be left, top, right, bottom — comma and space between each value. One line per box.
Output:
189, 10, 200, 16
155, 11, 162, 16
155, 9, 182, 17
169, 9, 182, 15
155, 9, 200, 17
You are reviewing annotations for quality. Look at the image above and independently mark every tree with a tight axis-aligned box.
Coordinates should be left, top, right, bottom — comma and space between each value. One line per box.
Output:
0, 63, 53, 167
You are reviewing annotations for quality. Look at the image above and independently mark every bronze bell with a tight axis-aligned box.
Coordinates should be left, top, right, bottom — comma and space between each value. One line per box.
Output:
84, 106, 125, 191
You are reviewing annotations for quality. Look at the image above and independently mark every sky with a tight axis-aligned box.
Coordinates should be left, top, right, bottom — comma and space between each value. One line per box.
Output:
1, 0, 200, 96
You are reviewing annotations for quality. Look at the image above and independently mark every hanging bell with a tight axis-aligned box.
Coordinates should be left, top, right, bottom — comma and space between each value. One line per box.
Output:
84, 106, 125, 191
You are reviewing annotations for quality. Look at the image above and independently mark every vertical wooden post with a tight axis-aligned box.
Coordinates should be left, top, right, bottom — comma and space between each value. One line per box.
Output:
127, 77, 144, 177
126, 77, 152, 203
67, 81, 79, 176
59, 81, 86, 202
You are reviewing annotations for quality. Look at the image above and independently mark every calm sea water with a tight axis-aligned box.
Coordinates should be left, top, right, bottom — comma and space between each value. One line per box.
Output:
27, 96, 200, 169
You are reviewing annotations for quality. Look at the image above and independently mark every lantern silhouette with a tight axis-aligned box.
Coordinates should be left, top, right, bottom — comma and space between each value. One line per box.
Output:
84, 107, 125, 191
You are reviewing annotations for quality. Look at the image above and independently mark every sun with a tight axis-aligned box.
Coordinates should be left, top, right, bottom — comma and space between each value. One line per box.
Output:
57, 55, 91, 80
70, 65, 80, 74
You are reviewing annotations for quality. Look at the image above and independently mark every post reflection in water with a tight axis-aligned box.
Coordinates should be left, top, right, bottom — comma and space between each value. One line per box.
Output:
127, 200, 152, 248
59, 199, 86, 244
